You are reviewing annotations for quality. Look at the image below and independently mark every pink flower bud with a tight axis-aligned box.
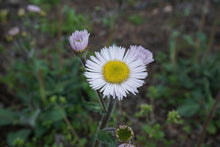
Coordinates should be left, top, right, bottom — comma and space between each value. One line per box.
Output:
69, 30, 90, 52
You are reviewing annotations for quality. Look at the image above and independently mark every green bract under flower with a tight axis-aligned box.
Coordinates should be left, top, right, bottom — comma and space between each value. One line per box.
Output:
116, 125, 134, 142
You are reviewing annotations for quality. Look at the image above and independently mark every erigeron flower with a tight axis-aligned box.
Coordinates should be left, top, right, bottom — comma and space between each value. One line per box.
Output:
69, 30, 90, 52
84, 45, 148, 100
116, 125, 134, 142
8, 27, 20, 36
118, 143, 135, 147
130, 45, 154, 65
27, 5, 41, 13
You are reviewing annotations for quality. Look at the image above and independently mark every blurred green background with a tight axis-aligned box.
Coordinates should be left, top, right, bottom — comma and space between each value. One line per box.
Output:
0, 0, 220, 146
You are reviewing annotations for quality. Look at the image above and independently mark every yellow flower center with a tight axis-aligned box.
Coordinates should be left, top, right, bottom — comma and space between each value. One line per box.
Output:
103, 61, 130, 84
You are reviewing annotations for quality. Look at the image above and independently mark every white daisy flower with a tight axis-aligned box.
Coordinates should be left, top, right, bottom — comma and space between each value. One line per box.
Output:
84, 45, 148, 100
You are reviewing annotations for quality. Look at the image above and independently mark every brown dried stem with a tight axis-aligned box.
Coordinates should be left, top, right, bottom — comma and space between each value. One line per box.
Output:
196, 92, 220, 147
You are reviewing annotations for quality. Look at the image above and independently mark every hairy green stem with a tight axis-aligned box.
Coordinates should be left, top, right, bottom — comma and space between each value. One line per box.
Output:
196, 92, 220, 147
93, 97, 116, 147
96, 92, 107, 113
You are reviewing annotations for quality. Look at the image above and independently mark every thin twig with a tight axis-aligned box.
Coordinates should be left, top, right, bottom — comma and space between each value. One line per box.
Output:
58, 105, 80, 142
58, 1, 63, 70
196, 92, 220, 147
194, 1, 209, 63
206, 4, 220, 58
63, 114, 80, 140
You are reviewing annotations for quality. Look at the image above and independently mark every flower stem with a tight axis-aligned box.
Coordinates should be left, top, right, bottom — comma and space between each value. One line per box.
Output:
96, 91, 107, 113
196, 92, 220, 147
93, 97, 116, 147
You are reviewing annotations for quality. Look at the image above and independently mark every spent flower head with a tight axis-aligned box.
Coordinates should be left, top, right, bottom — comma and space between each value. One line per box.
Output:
69, 29, 90, 52
116, 125, 134, 142
84, 45, 149, 100
130, 45, 154, 65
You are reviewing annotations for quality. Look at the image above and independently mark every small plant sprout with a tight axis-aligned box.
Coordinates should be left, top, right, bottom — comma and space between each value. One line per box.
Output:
118, 143, 136, 147
167, 110, 182, 124
135, 104, 153, 118
141, 104, 153, 112
116, 125, 134, 142
69, 30, 90, 52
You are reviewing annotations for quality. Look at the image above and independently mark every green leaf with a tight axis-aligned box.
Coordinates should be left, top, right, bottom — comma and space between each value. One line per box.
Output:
7, 129, 31, 146
182, 35, 195, 46
177, 102, 200, 117
128, 14, 145, 25
82, 100, 104, 113
39, 106, 65, 123
97, 130, 116, 146
196, 32, 207, 43
0, 108, 19, 126
29, 109, 41, 127
207, 122, 217, 134
143, 124, 164, 140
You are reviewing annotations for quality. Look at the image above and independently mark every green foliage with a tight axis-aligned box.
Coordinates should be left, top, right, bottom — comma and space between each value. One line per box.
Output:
128, 0, 137, 5
39, 5, 91, 36
128, 14, 145, 25
62, 5, 91, 32
167, 110, 182, 124
152, 29, 220, 139
30, 0, 60, 5
178, 101, 200, 117
7, 129, 31, 146
0, 7, 94, 145
135, 104, 152, 118
1, 1, 220, 146
143, 124, 164, 140
102, 16, 117, 29
97, 131, 117, 147
82, 100, 104, 113
0, 108, 20, 126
